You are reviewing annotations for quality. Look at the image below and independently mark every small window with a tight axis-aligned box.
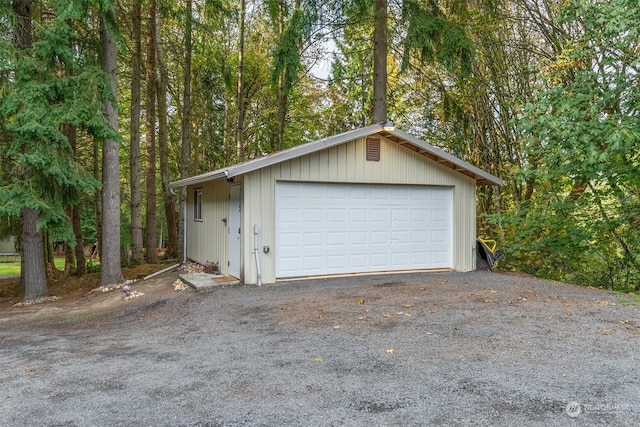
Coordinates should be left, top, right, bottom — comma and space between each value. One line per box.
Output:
193, 188, 202, 221
366, 137, 380, 161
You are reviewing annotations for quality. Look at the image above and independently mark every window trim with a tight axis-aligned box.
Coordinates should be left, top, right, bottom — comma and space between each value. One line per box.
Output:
193, 188, 203, 221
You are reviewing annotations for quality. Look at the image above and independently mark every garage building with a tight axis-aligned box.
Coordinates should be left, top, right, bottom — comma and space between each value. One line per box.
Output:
168, 123, 503, 285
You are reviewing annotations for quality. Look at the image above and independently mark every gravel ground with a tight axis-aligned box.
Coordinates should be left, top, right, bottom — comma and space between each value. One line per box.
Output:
1, 270, 639, 426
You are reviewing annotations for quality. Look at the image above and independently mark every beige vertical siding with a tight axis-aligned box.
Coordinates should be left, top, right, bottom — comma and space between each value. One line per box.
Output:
242, 136, 477, 284
186, 179, 232, 275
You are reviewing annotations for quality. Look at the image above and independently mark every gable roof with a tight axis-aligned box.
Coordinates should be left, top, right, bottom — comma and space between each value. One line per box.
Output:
168, 123, 503, 188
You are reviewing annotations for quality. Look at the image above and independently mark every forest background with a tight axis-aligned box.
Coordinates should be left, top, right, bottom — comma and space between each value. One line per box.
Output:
1, 0, 639, 300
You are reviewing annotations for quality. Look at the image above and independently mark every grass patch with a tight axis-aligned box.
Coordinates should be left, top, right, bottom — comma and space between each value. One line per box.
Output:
0, 257, 67, 277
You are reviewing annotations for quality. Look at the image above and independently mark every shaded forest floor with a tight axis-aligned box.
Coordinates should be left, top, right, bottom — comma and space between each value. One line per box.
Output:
0, 262, 176, 315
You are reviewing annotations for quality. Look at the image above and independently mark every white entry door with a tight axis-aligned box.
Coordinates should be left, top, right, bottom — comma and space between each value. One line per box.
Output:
275, 182, 452, 278
228, 185, 241, 278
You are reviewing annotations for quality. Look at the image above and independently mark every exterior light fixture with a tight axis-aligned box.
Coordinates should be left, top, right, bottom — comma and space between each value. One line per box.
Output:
382, 121, 395, 132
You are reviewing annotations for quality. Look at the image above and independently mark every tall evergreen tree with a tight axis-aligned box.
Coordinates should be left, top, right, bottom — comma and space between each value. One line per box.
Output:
1, 0, 110, 298
100, 0, 125, 284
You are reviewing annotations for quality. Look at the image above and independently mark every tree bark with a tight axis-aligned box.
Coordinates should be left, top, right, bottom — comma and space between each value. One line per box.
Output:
21, 208, 47, 300
156, 13, 178, 259
372, 0, 388, 124
145, 0, 158, 264
13, 0, 46, 300
130, 0, 144, 263
72, 204, 86, 276
179, 0, 193, 261
64, 233, 74, 276
100, 12, 125, 285
62, 123, 86, 276
276, 1, 286, 151
236, 0, 246, 161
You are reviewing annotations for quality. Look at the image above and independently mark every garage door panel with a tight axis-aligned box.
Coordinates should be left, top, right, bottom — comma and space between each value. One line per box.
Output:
279, 232, 300, 248
371, 253, 388, 267
371, 231, 388, 244
349, 254, 367, 268
327, 208, 347, 223
411, 231, 428, 244
327, 256, 345, 269
371, 208, 388, 223
304, 232, 323, 247
304, 208, 323, 222
327, 232, 346, 246
349, 231, 368, 245
276, 182, 452, 277
431, 230, 449, 243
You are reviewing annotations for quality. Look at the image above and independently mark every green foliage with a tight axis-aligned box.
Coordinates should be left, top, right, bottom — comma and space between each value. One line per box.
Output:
401, 0, 474, 77
499, 0, 640, 291
0, 0, 112, 243
270, 5, 315, 95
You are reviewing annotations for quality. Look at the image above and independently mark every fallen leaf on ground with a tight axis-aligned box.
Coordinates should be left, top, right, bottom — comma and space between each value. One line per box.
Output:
357, 299, 365, 305
313, 357, 323, 363
402, 304, 414, 308
382, 313, 394, 318
386, 348, 395, 354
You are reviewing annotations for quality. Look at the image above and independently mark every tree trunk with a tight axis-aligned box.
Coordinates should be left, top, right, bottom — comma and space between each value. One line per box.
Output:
275, 1, 287, 151
224, 90, 233, 163
22, 208, 47, 300
372, 0, 387, 124
178, 0, 193, 262
93, 137, 102, 264
64, 234, 74, 276
100, 12, 125, 285
145, 0, 158, 264
236, 0, 246, 161
130, 0, 144, 263
63, 123, 83, 276
156, 13, 178, 259
72, 204, 86, 276
12, 0, 32, 49
13, 0, 46, 300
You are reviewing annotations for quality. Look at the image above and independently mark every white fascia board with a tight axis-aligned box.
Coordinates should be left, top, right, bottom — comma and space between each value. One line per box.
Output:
225, 124, 384, 178
388, 128, 504, 186
168, 171, 228, 188
168, 124, 385, 188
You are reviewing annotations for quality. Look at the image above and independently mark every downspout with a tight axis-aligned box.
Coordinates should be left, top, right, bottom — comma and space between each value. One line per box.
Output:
144, 263, 182, 280
253, 224, 262, 286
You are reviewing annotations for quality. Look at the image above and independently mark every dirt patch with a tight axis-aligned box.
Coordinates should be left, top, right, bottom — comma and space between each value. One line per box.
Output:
0, 263, 183, 326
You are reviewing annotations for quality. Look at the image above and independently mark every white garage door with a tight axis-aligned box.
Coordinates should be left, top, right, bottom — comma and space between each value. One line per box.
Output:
275, 182, 452, 278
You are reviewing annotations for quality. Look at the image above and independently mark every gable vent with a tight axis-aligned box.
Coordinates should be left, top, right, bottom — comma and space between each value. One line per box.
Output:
366, 137, 380, 161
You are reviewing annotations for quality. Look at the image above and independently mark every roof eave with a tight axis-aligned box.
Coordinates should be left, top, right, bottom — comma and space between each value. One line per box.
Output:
167, 171, 228, 189
382, 128, 504, 187
168, 123, 503, 188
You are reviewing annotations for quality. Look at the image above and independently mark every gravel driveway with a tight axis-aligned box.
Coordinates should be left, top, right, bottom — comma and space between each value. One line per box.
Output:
1, 270, 639, 426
